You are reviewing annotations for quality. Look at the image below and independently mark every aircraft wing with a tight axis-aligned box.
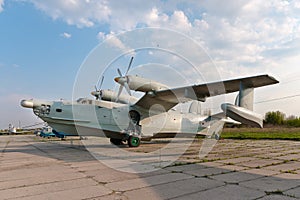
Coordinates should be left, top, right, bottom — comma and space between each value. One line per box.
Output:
134, 74, 279, 112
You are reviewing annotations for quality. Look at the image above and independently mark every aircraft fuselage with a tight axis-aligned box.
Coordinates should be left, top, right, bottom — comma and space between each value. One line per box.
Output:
21, 98, 212, 140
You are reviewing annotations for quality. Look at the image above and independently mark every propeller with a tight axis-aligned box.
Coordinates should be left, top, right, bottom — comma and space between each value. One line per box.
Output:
91, 75, 104, 100
114, 57, 134, 100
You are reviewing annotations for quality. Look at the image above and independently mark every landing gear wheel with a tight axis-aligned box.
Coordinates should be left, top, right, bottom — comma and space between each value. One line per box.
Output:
110, 138, 123, 145
128, 136, 140, 147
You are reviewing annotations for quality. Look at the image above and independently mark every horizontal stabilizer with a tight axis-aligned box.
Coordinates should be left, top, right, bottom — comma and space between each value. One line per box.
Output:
221, 103, 263, 128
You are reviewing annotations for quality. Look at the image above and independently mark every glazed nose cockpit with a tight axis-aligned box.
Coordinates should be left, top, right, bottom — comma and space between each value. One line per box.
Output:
20, 99, 52, 116
20, 99, 34, 108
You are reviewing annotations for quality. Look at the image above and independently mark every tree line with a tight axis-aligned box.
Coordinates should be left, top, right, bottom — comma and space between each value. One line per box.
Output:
265, 111, 300, 127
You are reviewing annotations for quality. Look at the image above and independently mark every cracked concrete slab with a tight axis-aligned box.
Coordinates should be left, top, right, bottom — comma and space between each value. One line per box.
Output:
239, 159, 284, 168
264, 161, 300, 172
0, 178, 99, 199
164, 163, 207, 173
258, 194, 298, 200
17, 185, 112, 200
172, 184, 266, 200
240, 176, 300, 193
124, 177, 224, 200
184, 167, 231, 177
242, 168, 280, 176
218, 164, 249, 171
210, 171, 263, 184
105, 173, 193, 192
284, 186, 300, 198
216, 156, 258, 164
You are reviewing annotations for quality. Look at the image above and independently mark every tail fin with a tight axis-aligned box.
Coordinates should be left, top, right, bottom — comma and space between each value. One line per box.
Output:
235, 82, 254, 111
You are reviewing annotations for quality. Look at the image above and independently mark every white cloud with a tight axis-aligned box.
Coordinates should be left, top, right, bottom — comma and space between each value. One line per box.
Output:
25, 1, 300, 67
187, 1, 300, 73
26, 0, 299, 53
145, 8, 169, 27
97, 31, 106, 41
0, 0, 4, 12
145, 8, 192, 33
61, 32, 72, 39
16, 0, 300, 115
29, 0, 111, 28
105, 32, 136, 57
96, 31, 136, 56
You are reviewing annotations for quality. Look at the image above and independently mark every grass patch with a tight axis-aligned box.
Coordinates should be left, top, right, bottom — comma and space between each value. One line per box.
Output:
221, 128, 300, 141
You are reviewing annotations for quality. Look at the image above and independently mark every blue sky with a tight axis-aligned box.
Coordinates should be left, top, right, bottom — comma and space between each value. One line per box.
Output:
0, 1, 104, 129
0, 0, 300, 129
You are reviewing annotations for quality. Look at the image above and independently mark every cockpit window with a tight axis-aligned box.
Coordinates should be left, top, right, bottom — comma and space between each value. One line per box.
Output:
77, 98, 94, 105
76, 98, 85, 103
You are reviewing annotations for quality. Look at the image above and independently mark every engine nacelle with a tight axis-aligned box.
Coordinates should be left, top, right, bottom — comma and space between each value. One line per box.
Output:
126, 75, 169, 92
99, 90, 138, 104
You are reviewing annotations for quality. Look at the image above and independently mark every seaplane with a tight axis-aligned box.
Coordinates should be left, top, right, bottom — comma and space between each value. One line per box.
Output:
21, 57, 279, 147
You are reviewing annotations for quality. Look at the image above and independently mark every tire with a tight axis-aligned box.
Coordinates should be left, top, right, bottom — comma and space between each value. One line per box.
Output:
128, 136, 140, 147
110, 138, 123, 145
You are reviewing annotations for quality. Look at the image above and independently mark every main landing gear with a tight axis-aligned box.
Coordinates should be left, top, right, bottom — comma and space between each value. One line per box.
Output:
110, 138, 124, 145
110, 135, 141, 147
109, 110, 142, 147
109, 125, 141, 147
128, 136, 140, 147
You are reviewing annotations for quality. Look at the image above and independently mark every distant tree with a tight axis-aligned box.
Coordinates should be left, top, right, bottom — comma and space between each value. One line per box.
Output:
286, 117, 300, 127
265, 111, 285, 125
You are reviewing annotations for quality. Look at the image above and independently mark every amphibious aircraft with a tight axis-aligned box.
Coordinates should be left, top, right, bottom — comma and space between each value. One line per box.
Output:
21, 57, 279, 147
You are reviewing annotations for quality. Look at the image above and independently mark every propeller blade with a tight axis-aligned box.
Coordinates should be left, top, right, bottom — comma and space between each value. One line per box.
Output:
117, 68, 123, 77
124, 82, 131, 96
115, 57, 134, 101
99, 75, 104, 89
116, 85, 124, 102
126, 56, 134, 75
93, 75, 104, 100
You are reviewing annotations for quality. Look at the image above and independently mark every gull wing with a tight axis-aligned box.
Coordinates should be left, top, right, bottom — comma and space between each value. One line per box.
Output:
134, 74, 279, 112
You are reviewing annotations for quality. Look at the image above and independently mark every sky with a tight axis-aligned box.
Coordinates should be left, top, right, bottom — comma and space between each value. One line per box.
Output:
0, 0, 300, 129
